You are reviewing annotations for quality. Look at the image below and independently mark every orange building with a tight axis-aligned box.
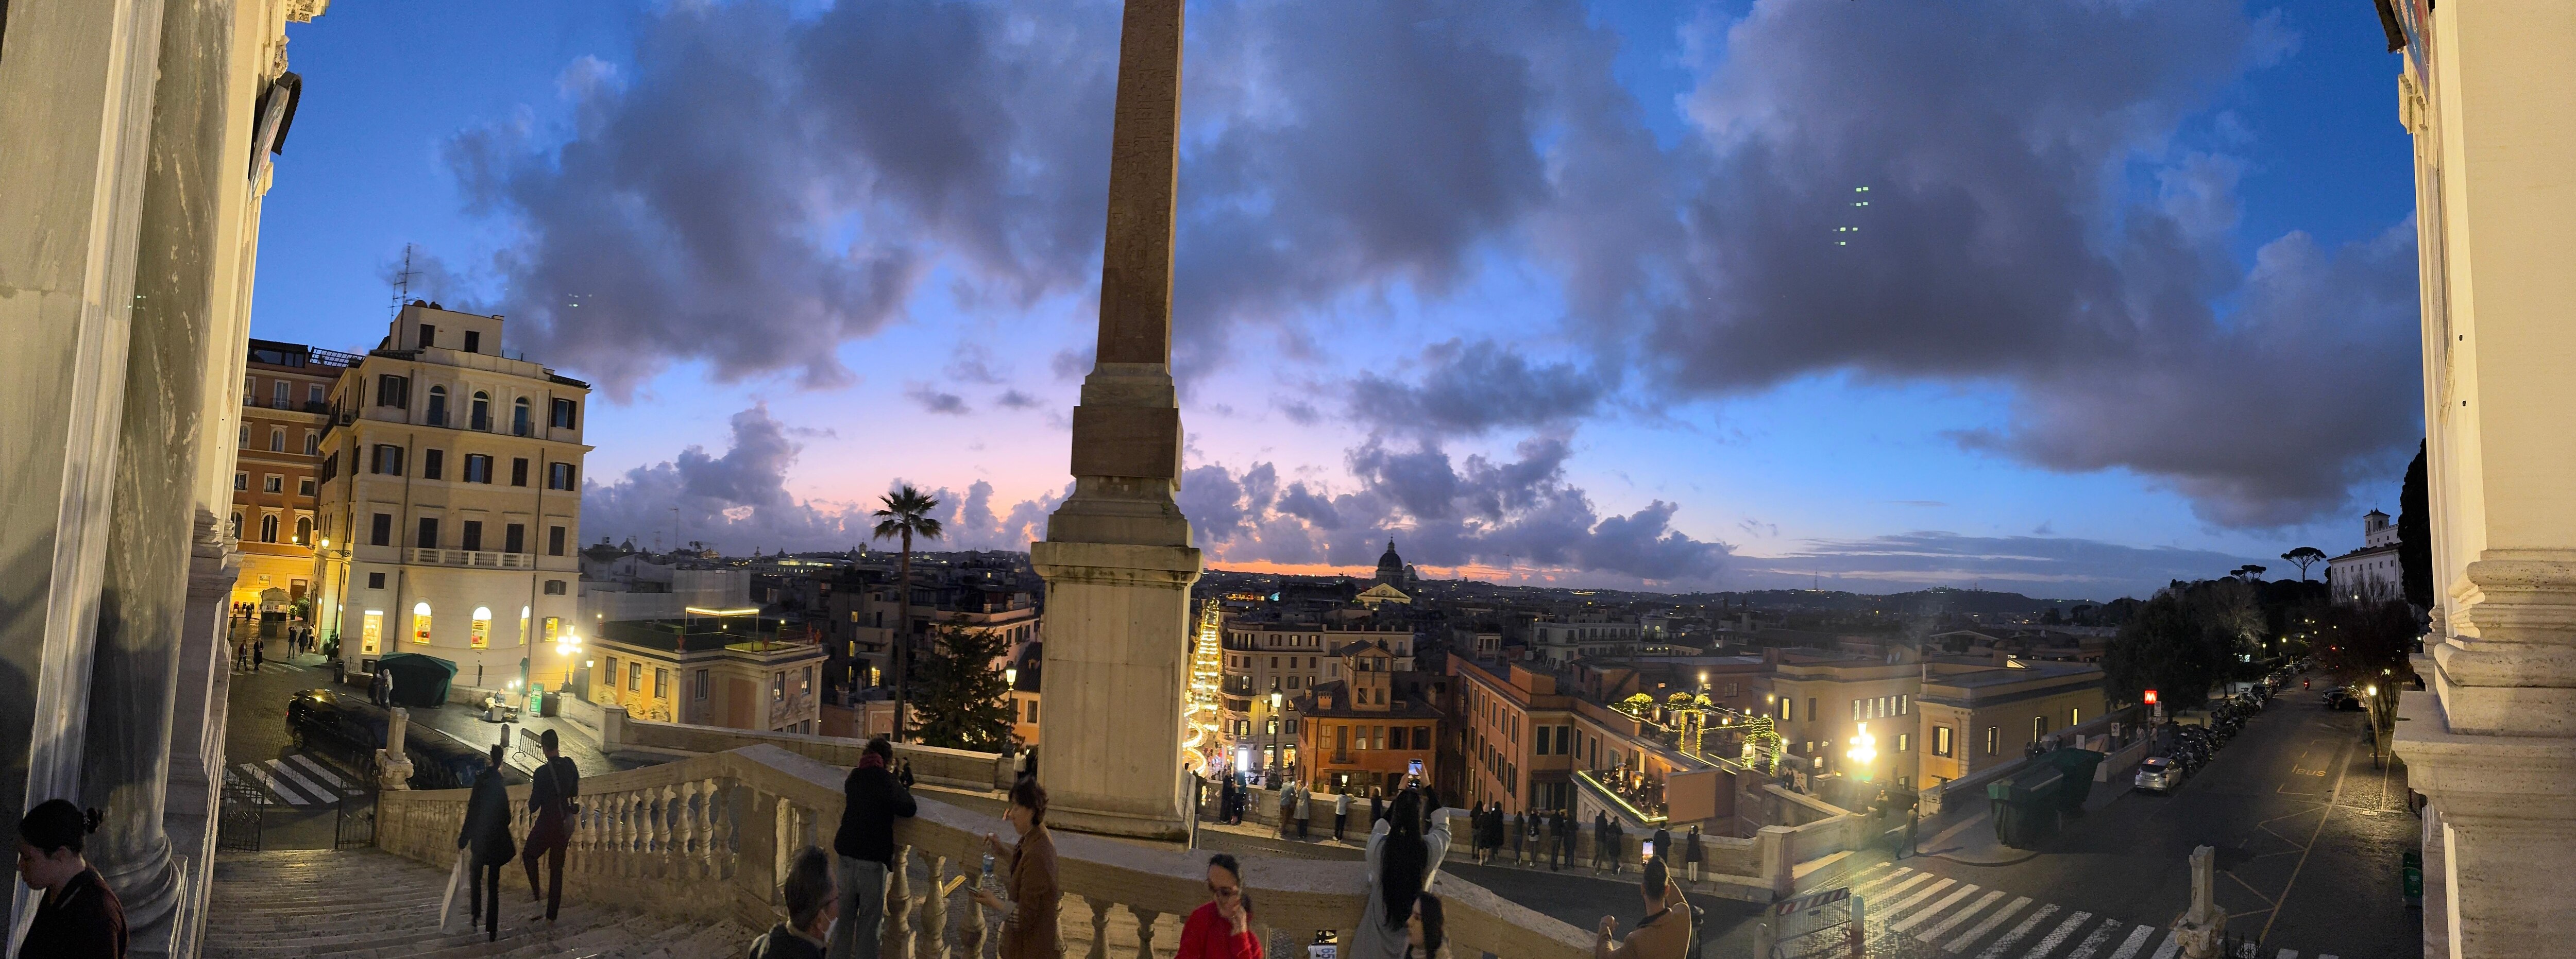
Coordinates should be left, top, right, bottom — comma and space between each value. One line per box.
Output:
1449, 657, 1584, 814
229, 338, 354, 613
1295, 640, 1440, 797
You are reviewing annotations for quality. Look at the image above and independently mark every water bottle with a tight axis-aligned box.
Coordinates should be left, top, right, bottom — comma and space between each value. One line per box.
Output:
981, 852, 995, 881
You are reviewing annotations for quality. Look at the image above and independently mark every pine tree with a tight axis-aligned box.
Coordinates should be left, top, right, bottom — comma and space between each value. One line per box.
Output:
910, 619, 1015, 751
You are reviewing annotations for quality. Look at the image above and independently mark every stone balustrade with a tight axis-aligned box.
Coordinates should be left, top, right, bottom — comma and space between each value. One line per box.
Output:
594, 709, 1019, 792
378, 744, 1595, 957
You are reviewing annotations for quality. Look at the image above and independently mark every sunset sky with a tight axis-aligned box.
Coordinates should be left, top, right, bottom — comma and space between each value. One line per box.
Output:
244, 0, 2423, 601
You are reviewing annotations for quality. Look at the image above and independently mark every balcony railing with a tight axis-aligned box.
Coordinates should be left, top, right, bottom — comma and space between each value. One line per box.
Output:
408, 547, 534, 569
375, 744, 1597, 958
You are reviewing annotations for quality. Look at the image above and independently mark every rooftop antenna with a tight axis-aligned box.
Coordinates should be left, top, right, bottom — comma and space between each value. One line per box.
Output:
387, 243, 421, 319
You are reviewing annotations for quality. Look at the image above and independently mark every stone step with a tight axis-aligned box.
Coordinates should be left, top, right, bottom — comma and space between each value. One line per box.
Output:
208, 848, 755, 958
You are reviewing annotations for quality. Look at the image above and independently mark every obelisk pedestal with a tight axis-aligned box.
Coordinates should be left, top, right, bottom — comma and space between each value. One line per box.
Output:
1031, 0, 1202, 841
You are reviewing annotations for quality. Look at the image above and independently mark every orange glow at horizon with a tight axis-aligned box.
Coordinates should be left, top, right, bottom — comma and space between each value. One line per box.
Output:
1208, 559, 1557, 584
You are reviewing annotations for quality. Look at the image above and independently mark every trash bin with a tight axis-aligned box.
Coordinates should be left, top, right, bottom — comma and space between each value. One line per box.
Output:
2401, 850, 2423, 906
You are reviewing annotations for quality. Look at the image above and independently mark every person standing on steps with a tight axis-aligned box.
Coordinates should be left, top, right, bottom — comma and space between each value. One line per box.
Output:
831, 737, 915, 959
1524, 811, 1541, 867
752, 846, 836, 959
251, 636, 263, 672
457, 745, 518, 943
1508, 809, 1524, 865
1334, 789, 1351, 842
15, 799, 125, 958
523, 729, 579, 924
1370, 788, 1384, 829
1346, 789, 1450, 959
1683, 826, 1703, 883
1295, 781, 1313, 840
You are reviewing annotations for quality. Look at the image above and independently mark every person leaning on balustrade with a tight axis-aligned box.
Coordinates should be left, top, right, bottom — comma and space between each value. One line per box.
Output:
1177, 852, 1262, 959
968, 777, 1060, 959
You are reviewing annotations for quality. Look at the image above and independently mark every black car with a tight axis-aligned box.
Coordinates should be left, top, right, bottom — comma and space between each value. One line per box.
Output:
285, 688, 515, 791
2322, 689, 2362, 711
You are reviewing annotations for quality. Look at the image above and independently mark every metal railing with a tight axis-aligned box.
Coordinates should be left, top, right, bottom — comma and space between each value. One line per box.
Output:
408, 547, 534, 569
218, 773, 266, 852
335, 790, 377, 849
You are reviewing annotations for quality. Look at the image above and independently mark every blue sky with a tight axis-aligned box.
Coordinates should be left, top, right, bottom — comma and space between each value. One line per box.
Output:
250, 1, 2422, 601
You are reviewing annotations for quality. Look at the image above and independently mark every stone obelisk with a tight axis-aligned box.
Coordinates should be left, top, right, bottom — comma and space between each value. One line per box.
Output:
1029, 0, 1202, 841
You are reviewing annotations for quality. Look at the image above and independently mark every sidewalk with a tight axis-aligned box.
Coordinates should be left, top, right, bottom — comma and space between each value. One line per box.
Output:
399, 692, 639, 778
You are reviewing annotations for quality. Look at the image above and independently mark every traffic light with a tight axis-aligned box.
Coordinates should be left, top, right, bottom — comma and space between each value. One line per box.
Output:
2143, 690, 2159, 705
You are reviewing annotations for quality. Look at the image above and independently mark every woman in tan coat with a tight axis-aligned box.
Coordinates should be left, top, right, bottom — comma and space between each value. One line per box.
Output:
970, 778, 1060, 959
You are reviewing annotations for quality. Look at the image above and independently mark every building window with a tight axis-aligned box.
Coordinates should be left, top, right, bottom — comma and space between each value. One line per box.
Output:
693, 670, 709, 700
548, 462, 575, 490
426, 386, 448, 426
1985, 726, 1999, 757
273, 381, 290, 407
238, 423, 249, 447
1027, 700, 1040, 724
259, 515, 278, 543
370, 444, 404, 475
548, 525, 567, 556
503, 523, 525, 554
550, 398, 578, 430
654, 668, 669, 698
1934, 726, 1953, 757
234, 472, 247, 490
298, 477, 316, 498
421, 449, 444, 480
1899, 694, 1908, 714
513, 398, 531, 436
309, 383, 325, 406
244, 375, 256, 403
1851, 699, 1861, 722
1897, 732, 1912, 752
544, 579, 567, 595
294, 516, 312, 544
269, 427, 285, 452
470, 391, 491, 431
629, 661, 642, 692
370, 512, 393, 546
375, 374, 409, 407
461, 520, 483, 552
511, 457, 529, 487
302, 430, 320, 454
263, 474, 283, 493
417, 517, 440, 550
463, 330, 482, 354
368, 572, 386, 590
462, 454, 493, 484
418, 323, 437, 349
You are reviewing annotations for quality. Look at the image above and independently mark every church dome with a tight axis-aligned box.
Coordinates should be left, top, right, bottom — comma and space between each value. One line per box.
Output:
1376, 539, 1407, 584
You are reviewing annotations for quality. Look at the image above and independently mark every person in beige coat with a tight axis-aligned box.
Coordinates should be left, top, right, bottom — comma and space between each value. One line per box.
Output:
1595, 859, 1691, 959
970, 778, 1060, 959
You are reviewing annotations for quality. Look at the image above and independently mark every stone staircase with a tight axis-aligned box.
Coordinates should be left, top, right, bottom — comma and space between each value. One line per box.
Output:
205, 849, 757, 958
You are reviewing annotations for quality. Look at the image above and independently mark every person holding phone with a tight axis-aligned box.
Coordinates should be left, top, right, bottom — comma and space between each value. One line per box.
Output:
1593, 859, 1691, 959
969, 778, 1060, 959
1177, 853, 1262, 959
1345, 789, 1449, 959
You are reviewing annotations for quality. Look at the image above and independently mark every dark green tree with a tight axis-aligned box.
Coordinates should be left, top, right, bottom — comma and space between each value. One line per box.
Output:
2400, 440, 2433, 610
909, 619, 1015, 751
871, 485, 944, 742
2103, 581, 2258, 710
2279, 546, 2328, 581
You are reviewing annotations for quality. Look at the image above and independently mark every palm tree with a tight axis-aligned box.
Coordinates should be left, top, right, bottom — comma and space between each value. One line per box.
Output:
872, 486, 944, 743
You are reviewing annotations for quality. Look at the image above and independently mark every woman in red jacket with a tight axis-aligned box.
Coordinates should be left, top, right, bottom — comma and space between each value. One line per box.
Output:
1178, 852, 1262, 959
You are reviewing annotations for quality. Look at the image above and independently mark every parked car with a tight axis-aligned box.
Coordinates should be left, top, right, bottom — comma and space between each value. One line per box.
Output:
2323, 689, 2362, 711
2134, 757, 2183, 793
285, 688, 514, 791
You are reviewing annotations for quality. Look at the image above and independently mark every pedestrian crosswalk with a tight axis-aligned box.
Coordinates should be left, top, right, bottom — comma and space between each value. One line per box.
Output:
235, 659, 313, 674
1833, 863, 2344, 959
227, 754, 361, 806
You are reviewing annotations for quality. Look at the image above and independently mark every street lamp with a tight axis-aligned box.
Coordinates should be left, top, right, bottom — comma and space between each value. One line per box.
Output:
1846, 722, 1877, 779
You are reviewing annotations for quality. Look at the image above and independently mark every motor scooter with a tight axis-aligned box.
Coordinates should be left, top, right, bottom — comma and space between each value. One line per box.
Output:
2302, 678, 2310, 690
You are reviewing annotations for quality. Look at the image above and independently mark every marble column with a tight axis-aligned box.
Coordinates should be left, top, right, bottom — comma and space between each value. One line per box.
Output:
2387, 6, 2576, 959
1030, 0, 1202, 840
0, 0, 170, 938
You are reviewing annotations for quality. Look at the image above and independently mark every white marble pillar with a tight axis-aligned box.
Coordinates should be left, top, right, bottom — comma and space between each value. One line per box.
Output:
0, 0, 170, 938
2388, 6, 2576, 958
1030, 0, 1202, 840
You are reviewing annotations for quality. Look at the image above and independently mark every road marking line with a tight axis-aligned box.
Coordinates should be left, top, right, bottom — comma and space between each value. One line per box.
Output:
1921, 889, 2004, 942
286, 754, 347, 789
2104, 924, 2157, 959
1893, 882, 1978, 932
1974, 903, 2057, 959
2061, 917, 2123, 959
2261, 715, 2359, 944
1946, 895, 2030, 953
264, 759, 331, 804
234, 762, 312, 805
1852, 866, 1916, 897
2019, 910, 2092, 958
2147, 930, 2182, 959
1886, 878, 1958, 921
1867, 871, 1935, 902
2274, 950, 2296, 959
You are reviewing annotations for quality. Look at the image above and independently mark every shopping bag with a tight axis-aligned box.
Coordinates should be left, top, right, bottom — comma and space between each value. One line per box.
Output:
438, 848, 470, 929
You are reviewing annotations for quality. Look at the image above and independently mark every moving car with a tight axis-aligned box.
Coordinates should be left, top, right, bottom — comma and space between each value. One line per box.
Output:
2133, 756, 2183, 794
2322, 688, 2362, 711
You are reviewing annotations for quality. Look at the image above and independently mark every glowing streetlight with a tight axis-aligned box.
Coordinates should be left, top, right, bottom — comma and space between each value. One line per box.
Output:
1847, 722, 1877, 768
1005, 666, 1018, 688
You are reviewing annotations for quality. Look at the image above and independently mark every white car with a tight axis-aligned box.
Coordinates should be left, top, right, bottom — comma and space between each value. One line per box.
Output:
2134, 757, 2182, 794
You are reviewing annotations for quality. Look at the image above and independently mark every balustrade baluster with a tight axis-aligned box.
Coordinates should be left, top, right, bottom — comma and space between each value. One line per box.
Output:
1085, 897, 1111, 959
960, 873, 987, 959
883, 845, 913, 957
681, 780, 704, 877
916, 854, 950, 959
1129, 905, 1161, 959
707, 779, 731, 879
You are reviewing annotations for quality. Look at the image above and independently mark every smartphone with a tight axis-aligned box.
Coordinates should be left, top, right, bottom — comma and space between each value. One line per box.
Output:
1643, 840, 1656, 860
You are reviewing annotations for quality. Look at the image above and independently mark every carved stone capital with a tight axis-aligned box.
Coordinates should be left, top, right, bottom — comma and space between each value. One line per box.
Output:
185, 507, 241, 600
2431, 553, 2576, 734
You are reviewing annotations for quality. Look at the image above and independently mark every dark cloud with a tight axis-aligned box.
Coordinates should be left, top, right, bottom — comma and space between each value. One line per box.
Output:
1177, 435, 1728, 586
469, 0, 2415, 532
1348, 339, 1609, 437
1732, 532, 2264, 602
583, 405, 1061, 554
994, 390, 1042, 410
904, 384, 971, 416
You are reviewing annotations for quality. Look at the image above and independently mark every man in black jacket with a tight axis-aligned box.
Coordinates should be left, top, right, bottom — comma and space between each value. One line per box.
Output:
523, 729, 579, 923
829, 738, 915, 959
457, 745, 516, 941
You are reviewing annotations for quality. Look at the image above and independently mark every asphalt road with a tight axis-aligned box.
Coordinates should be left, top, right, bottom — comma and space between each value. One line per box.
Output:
222, 623, 368, 850
1788, 674, 2419, 958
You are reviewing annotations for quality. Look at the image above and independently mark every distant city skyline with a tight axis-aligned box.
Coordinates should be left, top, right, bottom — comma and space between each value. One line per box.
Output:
244, 1, 2420, 601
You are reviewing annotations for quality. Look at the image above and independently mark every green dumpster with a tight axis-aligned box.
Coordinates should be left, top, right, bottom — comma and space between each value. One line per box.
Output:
2402, 850, 2423, 905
